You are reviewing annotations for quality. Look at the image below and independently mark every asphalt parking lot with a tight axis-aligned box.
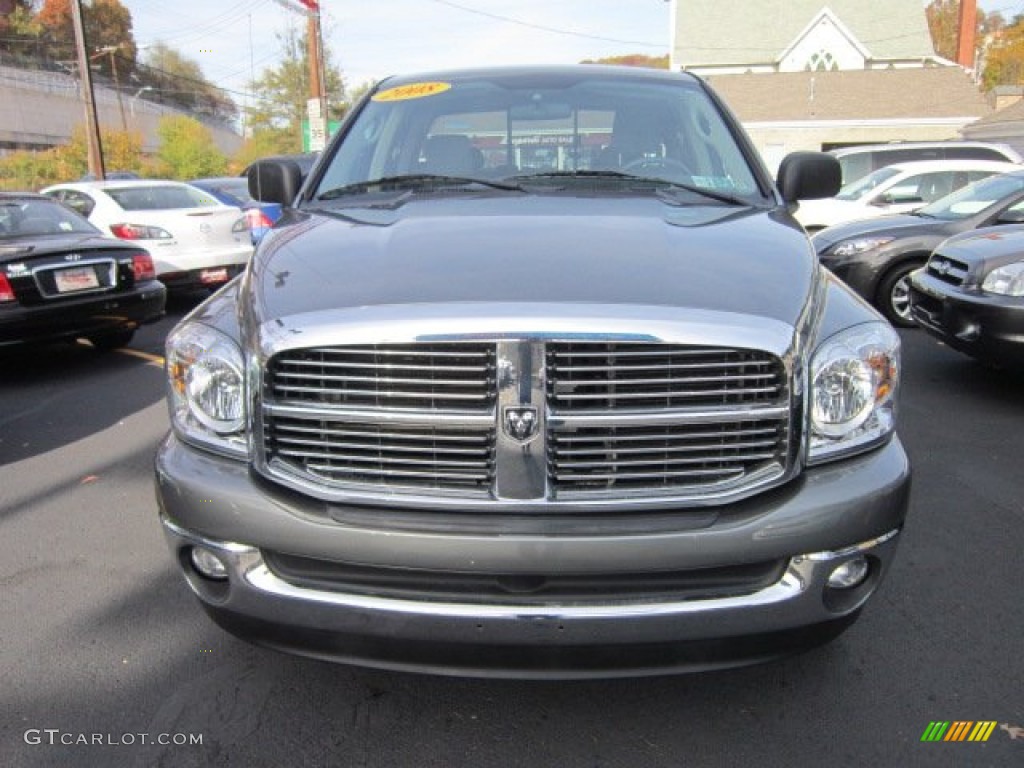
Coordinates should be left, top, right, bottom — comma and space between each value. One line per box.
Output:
0, 302, 1021, 768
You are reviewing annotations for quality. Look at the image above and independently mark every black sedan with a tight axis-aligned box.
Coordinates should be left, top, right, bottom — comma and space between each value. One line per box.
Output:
909, 225, 1024, 370
810, 169, 1024, 326
0, 193, 166, 350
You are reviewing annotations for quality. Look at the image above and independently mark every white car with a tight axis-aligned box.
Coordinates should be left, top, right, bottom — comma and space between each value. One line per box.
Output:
794, 159, 1019, 232
41, 180, 254, 292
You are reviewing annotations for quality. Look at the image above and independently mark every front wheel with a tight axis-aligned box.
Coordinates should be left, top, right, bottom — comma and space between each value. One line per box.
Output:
876, 261, 923, 327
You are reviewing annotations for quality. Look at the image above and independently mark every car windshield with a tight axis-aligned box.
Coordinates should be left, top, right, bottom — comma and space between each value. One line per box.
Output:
196, 179, 253, 206
834, 166, 901, 201
0, 198, 98, 239
917, 172, 1024, 220
106, 185, 221, 211
313, 72, 765, 204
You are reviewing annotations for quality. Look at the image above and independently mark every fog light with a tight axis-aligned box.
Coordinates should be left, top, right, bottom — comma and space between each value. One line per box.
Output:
827, 556, 869, 589
190, 546, 229, 581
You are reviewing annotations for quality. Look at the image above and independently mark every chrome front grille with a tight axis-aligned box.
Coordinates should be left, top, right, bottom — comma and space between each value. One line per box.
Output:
260, 339, 793, 506
548, 421, 789, 493
926, 255, 969, 287
265, 416, 495, 490
546, 343, 783, 410
268, 344, 497, 409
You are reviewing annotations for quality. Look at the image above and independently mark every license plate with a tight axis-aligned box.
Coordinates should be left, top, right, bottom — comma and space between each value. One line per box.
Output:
200, 268, 229, 284
54, 266, 99, 293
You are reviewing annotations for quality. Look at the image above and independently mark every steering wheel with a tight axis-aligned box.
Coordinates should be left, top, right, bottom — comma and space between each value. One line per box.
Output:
622, 155, 693, 176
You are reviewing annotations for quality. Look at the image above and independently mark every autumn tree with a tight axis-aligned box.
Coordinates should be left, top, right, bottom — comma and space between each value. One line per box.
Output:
37, 0, 137, 79
983, 17, 1024, 90
246, 24, 345, 139
581, 54, 669, 69
154, 115, 227, 179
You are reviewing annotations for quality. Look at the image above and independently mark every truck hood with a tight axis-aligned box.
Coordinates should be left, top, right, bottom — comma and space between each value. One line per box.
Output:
245, 194, 816, 331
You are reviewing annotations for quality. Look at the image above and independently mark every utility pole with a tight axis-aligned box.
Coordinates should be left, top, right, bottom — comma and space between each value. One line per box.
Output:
71, 0, 105, 179
297, 0, 327, 151
94, 46, 128, 133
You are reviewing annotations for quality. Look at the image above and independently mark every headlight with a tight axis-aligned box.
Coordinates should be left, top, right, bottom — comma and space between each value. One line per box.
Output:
166, 322, 248, 459
831, 237, 895, 258
981, 261, 1024, 297
808, 323, 899, 465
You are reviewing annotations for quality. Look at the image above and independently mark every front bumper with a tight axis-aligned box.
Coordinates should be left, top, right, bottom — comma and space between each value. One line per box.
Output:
909, 271, 1024, 368
156, 434, 911, 677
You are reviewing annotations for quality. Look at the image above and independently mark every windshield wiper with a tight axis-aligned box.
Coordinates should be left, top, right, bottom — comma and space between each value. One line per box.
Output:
507, 170, 637, 182
653, 182, 754, 207
318, 174, 522, 200
507, 170, 753, 207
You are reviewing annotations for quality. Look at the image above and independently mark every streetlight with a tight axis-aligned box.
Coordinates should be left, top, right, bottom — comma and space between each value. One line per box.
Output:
129, 86, 153, 117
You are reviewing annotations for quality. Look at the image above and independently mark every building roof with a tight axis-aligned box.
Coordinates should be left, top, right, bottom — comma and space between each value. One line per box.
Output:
966, 96, 1024, 129
674, 0, 937, 68
705, 68, 990, 122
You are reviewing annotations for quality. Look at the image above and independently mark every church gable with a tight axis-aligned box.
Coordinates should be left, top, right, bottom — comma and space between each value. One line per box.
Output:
672, 0, 939, 72
777, 8, 869, 72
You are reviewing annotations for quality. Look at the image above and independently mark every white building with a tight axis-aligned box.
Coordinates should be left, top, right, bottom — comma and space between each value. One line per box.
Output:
669, 1, 989, 171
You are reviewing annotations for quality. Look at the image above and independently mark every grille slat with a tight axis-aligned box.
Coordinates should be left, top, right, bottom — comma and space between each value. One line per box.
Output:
554, 440, 780, 457
553, 386, 780, 401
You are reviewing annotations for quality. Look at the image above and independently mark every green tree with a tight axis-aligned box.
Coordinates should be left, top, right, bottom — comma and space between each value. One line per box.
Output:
246, 24, 345, 140
140, 42, 237, 124
233, 128, 302, 171
155, 115, 227, 179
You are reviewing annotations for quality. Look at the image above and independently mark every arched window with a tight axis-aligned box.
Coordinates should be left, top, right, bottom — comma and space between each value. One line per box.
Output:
806, 50, 838, 71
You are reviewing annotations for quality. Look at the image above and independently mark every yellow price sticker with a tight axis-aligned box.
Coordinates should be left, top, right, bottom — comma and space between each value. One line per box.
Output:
372, 82, 451, 102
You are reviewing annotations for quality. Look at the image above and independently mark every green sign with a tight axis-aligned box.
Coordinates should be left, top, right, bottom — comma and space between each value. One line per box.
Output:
302, 119, 341, 152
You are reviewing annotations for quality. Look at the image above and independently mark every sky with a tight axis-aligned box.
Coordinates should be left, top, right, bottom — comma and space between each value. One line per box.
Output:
125, 0, 1020, 116
126, 0, 672, 108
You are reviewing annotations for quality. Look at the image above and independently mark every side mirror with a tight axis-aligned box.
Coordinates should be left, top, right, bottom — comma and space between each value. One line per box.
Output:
776, 151, 841, 203
248, 159, 304, 206
996, 208, 1024, 224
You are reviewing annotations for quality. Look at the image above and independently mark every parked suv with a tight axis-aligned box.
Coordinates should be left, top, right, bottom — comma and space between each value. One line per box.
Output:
156, 66, 910, 677
830, 141, 1021, 186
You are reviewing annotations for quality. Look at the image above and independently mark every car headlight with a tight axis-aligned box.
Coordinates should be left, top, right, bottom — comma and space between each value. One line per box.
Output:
831, 237, 895, 258
166, 322, 248, 459
808, 322, 900, 465
981, 261, 1024, 297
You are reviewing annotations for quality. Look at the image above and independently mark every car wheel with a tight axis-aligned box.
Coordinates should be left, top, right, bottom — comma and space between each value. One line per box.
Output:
87, 329, 135, 352
877, 261, 923, 327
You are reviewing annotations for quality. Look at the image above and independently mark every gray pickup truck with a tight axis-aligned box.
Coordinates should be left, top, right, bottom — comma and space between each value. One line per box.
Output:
156, 65, 909, 677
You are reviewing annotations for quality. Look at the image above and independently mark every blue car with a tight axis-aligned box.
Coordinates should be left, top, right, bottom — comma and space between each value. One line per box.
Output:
188, 177, 282, 244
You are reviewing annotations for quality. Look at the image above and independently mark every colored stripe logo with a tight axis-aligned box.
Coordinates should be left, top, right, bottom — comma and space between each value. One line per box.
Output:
921, 721, 998, 742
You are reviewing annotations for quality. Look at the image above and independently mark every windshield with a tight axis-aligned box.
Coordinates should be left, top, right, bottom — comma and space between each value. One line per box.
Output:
834, 166, 901, 201
917, 172, 1024, 220
0, 198, 98, 239
314, 73, 765, 204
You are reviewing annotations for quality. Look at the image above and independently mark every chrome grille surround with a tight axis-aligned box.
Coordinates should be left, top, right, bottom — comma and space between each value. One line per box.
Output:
253, 304, 802, 512
926, 254, 969, 287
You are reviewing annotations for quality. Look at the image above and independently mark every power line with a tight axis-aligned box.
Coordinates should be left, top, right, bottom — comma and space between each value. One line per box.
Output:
421, 0, 666, 48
